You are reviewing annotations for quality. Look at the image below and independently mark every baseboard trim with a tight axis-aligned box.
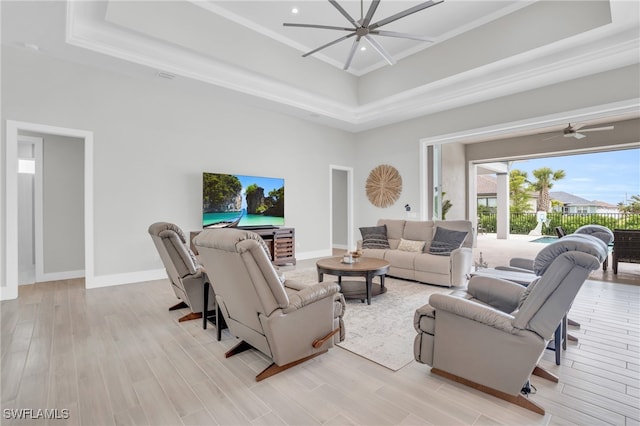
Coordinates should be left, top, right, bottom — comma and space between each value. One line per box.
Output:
82, 249, 331, 290
297, 249, 332, 260
38, 269, 85, 283
86, 268, 166, 289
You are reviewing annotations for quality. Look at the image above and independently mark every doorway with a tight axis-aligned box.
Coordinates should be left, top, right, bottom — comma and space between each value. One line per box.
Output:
17, 135, 42, 285
330, 165, 354, 253
3, 120, 94, 301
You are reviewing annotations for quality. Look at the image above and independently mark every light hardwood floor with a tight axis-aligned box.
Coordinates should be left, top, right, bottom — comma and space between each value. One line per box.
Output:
1, 267, 639, 425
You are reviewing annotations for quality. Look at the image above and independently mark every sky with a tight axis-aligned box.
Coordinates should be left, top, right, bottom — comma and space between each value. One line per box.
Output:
237, 174, 284, 209
510, 148, 640, 206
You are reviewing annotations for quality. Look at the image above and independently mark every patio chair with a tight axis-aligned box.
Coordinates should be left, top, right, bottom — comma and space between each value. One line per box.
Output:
612, 229, 640, 273
414, 236, 606, 415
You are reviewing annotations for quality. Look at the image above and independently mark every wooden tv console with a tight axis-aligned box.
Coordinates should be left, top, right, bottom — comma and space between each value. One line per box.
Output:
252, 227, 296, 266
190, 227, 296, 266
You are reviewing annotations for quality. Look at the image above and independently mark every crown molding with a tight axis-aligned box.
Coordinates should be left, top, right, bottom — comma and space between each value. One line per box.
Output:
66, 2, 639, 133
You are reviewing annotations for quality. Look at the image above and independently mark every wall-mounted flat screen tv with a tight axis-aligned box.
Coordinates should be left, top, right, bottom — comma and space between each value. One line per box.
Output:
203, 172, 285, 229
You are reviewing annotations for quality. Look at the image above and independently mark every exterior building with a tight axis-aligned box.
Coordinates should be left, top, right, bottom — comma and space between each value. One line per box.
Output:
549, 191, 620, 214
476, 174, 537, 213
476, 175, 499, 212
476, 180, 620, 214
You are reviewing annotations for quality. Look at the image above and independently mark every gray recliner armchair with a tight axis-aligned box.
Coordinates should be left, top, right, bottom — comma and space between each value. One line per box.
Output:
148, 222, 214, 323
413, 236, 606, 415
194, 228, 346, 381
508, 225, 613, 273
498, 225, 613, 353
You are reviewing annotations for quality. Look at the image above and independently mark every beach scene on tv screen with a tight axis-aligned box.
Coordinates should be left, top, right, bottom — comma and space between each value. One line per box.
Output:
203, 172, 285, 228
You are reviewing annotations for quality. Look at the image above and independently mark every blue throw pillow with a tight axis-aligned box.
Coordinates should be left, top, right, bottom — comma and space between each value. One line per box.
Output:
429, 226, 468, 255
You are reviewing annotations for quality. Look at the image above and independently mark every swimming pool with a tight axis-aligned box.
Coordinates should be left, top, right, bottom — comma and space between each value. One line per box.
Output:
530, 236, 559, 244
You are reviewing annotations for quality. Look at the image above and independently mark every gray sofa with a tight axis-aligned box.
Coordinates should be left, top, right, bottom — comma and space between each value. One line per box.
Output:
358, 219, 474, 287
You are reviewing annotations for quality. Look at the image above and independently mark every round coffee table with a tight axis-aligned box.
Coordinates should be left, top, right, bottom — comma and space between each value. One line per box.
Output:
316, 257, 390, 305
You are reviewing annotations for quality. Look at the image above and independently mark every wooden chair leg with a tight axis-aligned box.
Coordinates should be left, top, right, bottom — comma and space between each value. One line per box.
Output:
169, 301, 188, 311
431, 368, 545, 415
256, 351, 327, 382
226, 340, 328, 382
225, 340, 254, 358
178, 312, 202, 322
532, 366, 559, 383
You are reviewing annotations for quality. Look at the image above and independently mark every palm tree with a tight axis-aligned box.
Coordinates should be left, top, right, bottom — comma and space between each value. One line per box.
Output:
529, 167, 566, 212
509, 169, 531, 214
619, 194, 640, 214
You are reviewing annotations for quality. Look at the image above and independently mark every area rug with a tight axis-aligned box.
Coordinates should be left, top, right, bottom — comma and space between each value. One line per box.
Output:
283, 268, 452, 371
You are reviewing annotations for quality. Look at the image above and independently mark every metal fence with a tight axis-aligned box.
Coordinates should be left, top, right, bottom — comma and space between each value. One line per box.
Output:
477, 212, 640, 235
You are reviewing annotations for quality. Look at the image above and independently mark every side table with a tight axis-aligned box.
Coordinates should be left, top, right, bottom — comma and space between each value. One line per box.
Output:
202, 280, 227, 341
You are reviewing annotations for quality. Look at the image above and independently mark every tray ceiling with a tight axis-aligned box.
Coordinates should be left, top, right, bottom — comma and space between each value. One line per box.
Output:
2, 0, 639, 132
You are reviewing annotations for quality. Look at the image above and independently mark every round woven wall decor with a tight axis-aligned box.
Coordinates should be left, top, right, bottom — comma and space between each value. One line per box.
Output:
366, 164, 402, 208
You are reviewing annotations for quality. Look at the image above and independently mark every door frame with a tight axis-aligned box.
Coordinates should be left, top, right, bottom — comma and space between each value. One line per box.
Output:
329, 165, 354, 253
17, 135, 43, 284
3, 120, 94, 300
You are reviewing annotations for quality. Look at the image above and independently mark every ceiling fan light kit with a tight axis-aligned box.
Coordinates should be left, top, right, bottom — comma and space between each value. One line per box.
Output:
284, 0, 444, 71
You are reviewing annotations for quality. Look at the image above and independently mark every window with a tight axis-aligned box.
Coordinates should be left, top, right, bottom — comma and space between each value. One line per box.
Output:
18, 158, 35, 174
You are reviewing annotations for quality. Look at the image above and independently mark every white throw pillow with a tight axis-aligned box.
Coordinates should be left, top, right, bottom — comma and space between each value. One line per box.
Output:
398, 238, 426, 252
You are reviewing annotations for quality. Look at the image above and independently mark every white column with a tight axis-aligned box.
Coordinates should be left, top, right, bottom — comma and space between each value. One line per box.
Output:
496, 172, 510, 239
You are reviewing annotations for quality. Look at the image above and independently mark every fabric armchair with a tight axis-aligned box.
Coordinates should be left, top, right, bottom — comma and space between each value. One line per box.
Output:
148, 222, 214, 322
194, 228, 345, 381
414, 237, 606, 415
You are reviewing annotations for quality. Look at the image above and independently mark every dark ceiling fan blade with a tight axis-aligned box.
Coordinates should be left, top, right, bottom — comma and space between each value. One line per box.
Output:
302, 32, 356, 57
370, 30, 435, 42
362, 0, 381, 27
329, 0, 360, 28
580, 126, 615, 132
369, 0, 443, 30
283, 23, 355, 32
364, 35, 396, 66
343, 37, 361, 70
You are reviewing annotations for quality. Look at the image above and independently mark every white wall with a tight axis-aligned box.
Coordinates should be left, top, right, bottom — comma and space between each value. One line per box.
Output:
441, 142, 466, 220
354, 64, 640, 231
1, 46, 356, 284
2, 44, 638, 289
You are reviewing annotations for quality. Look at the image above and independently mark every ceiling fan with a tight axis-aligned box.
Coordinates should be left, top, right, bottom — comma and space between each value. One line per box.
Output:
283, 0, 444, 71
544, 123, 615, 140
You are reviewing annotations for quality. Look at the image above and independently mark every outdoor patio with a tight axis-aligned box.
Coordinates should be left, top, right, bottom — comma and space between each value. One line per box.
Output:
475, 233, 640, 286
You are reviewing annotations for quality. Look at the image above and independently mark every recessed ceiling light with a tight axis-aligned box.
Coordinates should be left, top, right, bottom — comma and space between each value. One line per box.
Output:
291, 7, 299, 14
157, 71, 176, 80
360, 46, 367, 51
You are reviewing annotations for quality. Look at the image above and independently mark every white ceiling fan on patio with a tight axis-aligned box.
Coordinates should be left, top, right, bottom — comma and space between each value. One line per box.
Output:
283, 0, 444, 71
544, 123, 615, 140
